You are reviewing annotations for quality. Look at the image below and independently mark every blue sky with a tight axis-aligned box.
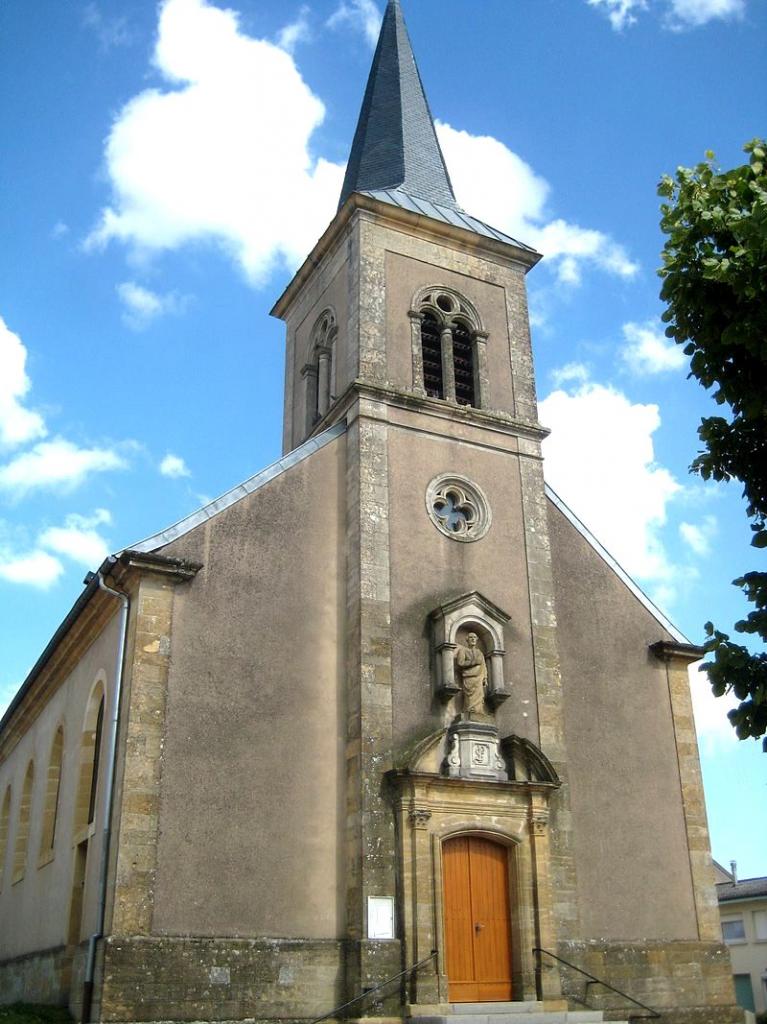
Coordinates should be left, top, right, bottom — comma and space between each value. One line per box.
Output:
1, 0, 765, 875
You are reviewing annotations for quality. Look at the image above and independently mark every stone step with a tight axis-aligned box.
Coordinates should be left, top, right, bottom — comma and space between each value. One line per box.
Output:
412, 1012, 614, 1024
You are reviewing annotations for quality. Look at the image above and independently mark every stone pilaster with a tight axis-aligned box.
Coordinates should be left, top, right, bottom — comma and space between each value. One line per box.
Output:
518, 443, 580, 941
344, 404, 400, 1005
106, 558, 199, 937
651, 642, 722, 943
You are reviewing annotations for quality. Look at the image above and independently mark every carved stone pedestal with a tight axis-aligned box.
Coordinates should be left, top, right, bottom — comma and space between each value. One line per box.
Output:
445, 721, 507, 781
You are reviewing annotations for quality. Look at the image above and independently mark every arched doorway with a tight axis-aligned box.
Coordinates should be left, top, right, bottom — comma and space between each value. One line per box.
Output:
443, 835, 513, 1002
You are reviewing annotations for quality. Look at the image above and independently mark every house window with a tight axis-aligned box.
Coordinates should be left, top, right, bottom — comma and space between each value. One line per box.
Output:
412, 287, 487, 409
754, 909, 767, 941
722, 917, 746, 943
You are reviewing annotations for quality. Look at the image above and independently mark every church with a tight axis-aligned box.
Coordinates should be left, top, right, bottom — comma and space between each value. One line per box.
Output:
0, 3, 743, 1023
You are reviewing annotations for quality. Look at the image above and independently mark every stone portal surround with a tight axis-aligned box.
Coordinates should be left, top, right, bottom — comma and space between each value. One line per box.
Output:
390, 767, 563, 1010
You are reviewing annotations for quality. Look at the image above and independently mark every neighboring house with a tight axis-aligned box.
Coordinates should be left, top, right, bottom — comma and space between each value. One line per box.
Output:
0, 4, 743, 1024
716, 861, 767, 1015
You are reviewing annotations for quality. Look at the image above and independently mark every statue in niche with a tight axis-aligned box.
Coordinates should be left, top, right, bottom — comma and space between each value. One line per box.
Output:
455, 632, 492, 722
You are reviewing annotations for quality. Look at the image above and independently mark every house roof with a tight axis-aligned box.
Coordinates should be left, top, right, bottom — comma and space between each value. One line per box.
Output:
338, 0, 457, 211
717, 876, 767, 902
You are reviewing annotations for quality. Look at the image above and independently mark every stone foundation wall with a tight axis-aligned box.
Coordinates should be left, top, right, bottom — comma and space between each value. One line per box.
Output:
0, 945, 71, 1006
98, 937, 347, 1023
557, 940, 744, 1024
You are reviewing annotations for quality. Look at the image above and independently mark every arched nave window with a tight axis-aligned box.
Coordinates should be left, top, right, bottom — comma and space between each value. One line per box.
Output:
73, 682, 105, 837
12, 761, 34, 884
0, 786, 11, 891
39, 726, 64, 859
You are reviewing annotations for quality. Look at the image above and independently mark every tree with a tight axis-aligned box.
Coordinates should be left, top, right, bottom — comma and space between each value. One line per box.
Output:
658, 139, 767, 750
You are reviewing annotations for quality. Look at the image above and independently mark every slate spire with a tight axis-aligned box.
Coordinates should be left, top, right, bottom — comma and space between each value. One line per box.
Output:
338, 0, 458, 210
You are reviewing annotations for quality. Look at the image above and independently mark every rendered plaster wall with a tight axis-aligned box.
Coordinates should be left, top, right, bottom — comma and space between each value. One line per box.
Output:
154, 436, 346, 939
0, 612, 121, 966
547, 499, 699, 940
387, 425, 539, 750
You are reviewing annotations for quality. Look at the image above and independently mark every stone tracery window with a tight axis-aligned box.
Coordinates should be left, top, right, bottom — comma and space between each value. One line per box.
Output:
410, 287, 487, 408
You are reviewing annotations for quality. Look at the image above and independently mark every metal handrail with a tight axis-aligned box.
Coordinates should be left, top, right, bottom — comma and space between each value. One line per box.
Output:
308, 949, 438, 1024
533, 947, 661, 1021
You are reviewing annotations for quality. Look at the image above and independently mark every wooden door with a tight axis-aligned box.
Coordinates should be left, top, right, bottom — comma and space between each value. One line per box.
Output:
443, 836, 513, 1002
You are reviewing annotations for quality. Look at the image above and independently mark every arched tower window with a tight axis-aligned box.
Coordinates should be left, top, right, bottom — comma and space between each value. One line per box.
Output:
74, 682, 105, 837
410, 287, 488, 409
0, 786, 11, 891
13, 761, 34, 883
39, 726, 64, 858
303, 308, 338, 433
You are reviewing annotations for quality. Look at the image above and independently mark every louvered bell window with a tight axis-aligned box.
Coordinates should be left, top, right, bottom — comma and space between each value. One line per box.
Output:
452, 323, 475, 407
421, 313, 444, 399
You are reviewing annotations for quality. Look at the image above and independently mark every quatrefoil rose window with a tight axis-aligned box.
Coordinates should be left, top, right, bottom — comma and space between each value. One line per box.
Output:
426, 474, 491, 543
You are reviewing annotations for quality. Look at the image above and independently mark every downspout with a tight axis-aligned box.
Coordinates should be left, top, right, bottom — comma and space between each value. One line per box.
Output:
81, 568, 130, 1024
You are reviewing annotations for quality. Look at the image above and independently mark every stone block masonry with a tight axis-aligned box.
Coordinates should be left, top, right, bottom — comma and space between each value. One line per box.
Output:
557, 940, 743, 1024
98, 937, 346, 1023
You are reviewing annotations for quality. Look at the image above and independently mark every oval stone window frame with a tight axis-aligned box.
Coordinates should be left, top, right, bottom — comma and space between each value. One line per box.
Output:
426, 473, 492, 543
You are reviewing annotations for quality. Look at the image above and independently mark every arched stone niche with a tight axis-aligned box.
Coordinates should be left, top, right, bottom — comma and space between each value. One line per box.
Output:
430, 591, 511, 708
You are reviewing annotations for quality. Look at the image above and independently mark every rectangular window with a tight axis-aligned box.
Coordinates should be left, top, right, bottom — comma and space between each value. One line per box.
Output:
754, 909, 767, 941
722, 917, 746, 943
734, 974, 756, 1013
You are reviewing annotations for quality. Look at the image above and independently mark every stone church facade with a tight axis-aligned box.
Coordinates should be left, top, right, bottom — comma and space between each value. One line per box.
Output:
0, 4, 742, 1023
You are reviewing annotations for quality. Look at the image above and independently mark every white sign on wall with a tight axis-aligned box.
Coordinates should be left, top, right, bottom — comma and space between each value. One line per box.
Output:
367, 896, 395, 939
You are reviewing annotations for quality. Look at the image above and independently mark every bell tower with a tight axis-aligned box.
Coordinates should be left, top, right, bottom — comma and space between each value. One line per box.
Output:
272, 0, 576, 1007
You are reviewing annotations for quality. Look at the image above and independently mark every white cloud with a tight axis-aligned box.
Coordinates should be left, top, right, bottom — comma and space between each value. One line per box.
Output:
690, 664, 741, 752
82, 3, 134, 51
0, 550, 63, 589
0, 439, 126, 497
679, 515, 717, 556
621, 320, 687, 375
0, 316, 47, 449
667, 0, 745, 26
86, 0, 345, 285
159, 453, 191, 478
39, 509, 112, 567
436, 122, 638, 286
588, 0, 746, 29
540, 377, 682, 591
117, 281, 189, 329
587, 0, 647, 29
51, 221, 70, 240
327, 0, 382, 46
550, 362, 591, 388
277, 6, 312, 52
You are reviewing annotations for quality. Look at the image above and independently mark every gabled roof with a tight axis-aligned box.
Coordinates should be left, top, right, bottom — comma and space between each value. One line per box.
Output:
338, 0, 458, 210
717, 876, 767, 902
